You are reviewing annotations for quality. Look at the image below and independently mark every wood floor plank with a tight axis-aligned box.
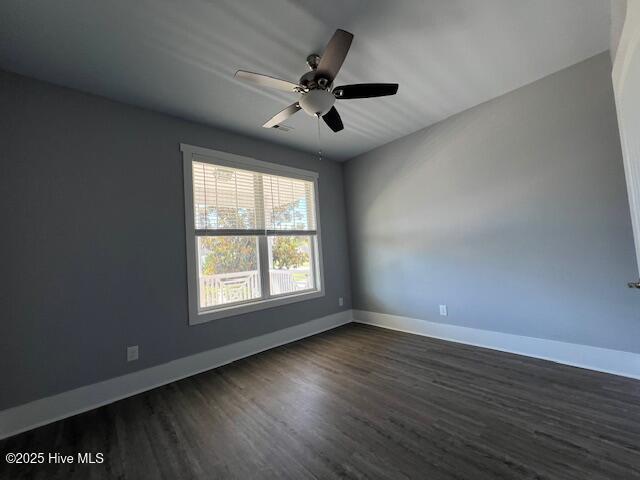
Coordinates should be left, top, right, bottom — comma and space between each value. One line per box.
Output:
2, 323, 640, 479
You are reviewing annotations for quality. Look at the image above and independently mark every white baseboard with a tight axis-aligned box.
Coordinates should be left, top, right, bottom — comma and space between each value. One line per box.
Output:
353, 310, 640, 381
0, 310, 352, 440
5, 308, 639, 440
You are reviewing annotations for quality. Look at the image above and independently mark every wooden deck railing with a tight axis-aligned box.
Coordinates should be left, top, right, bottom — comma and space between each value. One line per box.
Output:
199, 268, 312, 307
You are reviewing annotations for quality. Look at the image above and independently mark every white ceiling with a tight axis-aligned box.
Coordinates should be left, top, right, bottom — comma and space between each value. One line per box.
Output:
0, 0, 610, 161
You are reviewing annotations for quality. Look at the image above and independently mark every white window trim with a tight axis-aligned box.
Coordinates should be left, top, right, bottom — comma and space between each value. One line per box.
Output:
181, 143, 325, 325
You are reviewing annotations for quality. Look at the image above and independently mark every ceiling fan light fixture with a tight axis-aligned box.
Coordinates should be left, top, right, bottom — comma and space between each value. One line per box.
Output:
299, 89, 335, 116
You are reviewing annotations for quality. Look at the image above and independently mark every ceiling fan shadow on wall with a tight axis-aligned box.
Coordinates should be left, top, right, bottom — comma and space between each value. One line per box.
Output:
234, 29, 399, 133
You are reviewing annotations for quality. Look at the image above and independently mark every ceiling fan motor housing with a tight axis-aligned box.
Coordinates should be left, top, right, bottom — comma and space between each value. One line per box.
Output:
299, 89, 335, 116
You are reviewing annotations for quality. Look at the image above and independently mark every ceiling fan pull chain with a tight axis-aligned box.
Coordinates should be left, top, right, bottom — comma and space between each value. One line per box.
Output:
316, 115, 322, 161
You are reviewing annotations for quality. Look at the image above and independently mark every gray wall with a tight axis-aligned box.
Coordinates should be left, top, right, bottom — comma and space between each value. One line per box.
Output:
344, 52, 640, 354
0, 70, 351, 410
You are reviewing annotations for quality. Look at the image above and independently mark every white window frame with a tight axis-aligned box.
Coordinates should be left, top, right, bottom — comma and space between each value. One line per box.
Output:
181, 143, 325, 325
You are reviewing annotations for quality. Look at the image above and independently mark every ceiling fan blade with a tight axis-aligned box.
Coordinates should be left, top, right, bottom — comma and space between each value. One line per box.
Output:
263, 103, 301, 128
322, 106, 344, 132
235, 70, 300, 93
333, 83, 399, 99
315, 29, 354, 82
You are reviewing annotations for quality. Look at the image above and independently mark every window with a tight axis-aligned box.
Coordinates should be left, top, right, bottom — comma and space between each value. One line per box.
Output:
182, 144, 324, 324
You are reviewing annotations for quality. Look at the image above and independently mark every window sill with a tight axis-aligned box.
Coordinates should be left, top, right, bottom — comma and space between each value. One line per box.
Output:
189, 289, 325, 325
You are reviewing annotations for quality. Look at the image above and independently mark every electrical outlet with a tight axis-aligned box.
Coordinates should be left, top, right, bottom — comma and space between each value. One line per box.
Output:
338, 296, 344, 307
439, 305, 448, 316
127, 345, 139, 362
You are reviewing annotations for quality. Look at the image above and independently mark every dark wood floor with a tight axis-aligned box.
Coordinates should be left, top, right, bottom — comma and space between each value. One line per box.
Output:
2, 323, 640, 479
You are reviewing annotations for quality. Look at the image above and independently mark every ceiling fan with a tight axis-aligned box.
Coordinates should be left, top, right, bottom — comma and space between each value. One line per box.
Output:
234, 29, 399, 133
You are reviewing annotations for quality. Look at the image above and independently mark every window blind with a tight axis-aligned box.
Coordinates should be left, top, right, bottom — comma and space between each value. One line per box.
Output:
192, 161, 316, 234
